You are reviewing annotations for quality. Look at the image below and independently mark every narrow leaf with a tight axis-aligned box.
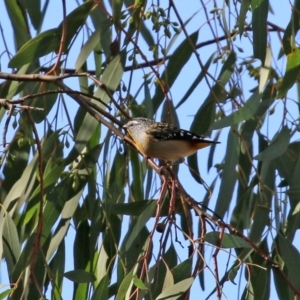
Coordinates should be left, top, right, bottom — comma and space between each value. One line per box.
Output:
63, 270, 96, 283
133, 276, 148, 290
94, 51, 126, 103
23, 0, 42, 30
91, 275, 109, 300
215, 127, 239, 218
156, 277, 194, 300
4, 0, 30, 49
204, 232, 251, 248
9, 1, 94, 68
75, 20, 112, 71
238, 0, 251, 36
111, 200, 156, 216
125, 201, 157, 250
251, 0, 268, 62
210, 91, 261, 130
3, 214, 20, 271
254, 126, 290, 160
175, 52, 215, 109
277, 48, 300, 98
115, 269, 134, 300
277, 234, 300, 291
259, 46, 272, 92
152, 31, 199, 112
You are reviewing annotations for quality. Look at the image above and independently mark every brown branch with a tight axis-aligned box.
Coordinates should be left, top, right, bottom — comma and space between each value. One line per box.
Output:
29, 22, 284, 75
181, 191, 300, 297
55, 81, 123, 128
47, 0, 67, 74
23, 89, 110, 109
1, 99, 14, 147
0, 99, 44, 146
0, 71, 80, 82
25, 110, 45, 298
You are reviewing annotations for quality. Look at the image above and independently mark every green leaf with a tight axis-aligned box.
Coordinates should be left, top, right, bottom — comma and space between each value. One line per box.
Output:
176, 52, 215, 109
74, 114, 99, 156
6, 64, 34, 99
29, 82, 59, 123
115, 269, 134, 300
94, 51, 126, 103
102, 51, 127, 91
56, 0, 95, 50
42, 178, 84, 238
259, 46, 272, 92
2, 153, 37, 212
277, 48, 300, 98
108, 151, 126, 202
90, 7, 113, 58
112, 0, 123, 25
272, 250, 293, 300
152, 31, 199, 112
133, 276, 148, 290
277, 234, 300, 291
121, 227, 150, 274
254, 126, 290, 160
9, 1, 94, 68
275, 142, 300, 185
46, 190, 81, 261
140, 21, 155, 49
111, 200, 156, 216
31, 161, 64, 201
49, 240, 65, 295
192, 52, 236, 133
91, 275, 109, 300
247, 239, 270, 300
0, 289, 14, 300
125, 200, 157, 250
228, 265, 240, 284
211, 51, 237, 101
74, 221, 90, 270
63, 270, 96, 283
172, 258, 193, 283
142, 78, 154, 118
4, 0, 30, 49
9, 28, 60, 68
2, 214, 20, 273
238, 0, 251, 36
156, 277, 194, 300
215, 127, 239, 218
11, 234, 36, 284
162, 264, 174, 291
247, 160, 275, 244
282, 0, 300, 55
251, 0, 268, 62
187, 153, 202, 184
75, 20, 112, 71
210, 91, 261, 130
129, 149, 145, 201
64, 106, 101, 167
190, 99, 216, 136
204, 232, 251, 248
165, 12, 198, 55
23, 0, 42, 31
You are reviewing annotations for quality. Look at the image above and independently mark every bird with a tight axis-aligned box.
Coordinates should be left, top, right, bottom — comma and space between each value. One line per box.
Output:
123, 117, 219, 163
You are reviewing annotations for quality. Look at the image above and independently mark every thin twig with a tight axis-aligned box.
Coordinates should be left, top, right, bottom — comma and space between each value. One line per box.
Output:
25, 110, 45, 298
